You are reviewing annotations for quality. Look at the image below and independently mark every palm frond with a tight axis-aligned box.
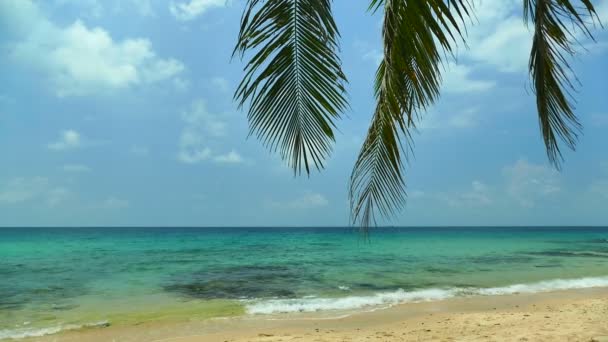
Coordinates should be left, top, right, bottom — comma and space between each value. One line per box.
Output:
350, 0, 471, 229
233, 0, 347, 175
524, 0, 598, 168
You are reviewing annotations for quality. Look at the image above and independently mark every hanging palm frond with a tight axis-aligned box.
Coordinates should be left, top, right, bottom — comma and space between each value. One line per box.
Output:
350, 0, 471, 229
524, 0, 599, 168
233, 0, 347, 175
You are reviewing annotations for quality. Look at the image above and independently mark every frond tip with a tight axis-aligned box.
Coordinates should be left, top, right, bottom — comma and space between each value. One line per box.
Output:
233, 0, 347, 175
525, 0, 599, 168
349, 0, 471, 229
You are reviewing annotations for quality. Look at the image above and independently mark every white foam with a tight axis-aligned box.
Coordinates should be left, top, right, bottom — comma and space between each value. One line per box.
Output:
0, 321, 109, 340
477, 276, 608, 296
246, 276, 608, 315
246, 288, 457, 314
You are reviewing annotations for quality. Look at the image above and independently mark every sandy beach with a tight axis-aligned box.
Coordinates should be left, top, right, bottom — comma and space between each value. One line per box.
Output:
24, 287, 608, 342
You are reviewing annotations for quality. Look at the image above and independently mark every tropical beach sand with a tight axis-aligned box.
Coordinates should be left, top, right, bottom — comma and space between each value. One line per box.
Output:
25, 287, 608, 342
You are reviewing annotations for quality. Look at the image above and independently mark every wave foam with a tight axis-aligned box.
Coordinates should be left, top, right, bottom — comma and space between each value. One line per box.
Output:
246, 288, 457, 314
246, 276, 608, 315
0, 321, 110, 340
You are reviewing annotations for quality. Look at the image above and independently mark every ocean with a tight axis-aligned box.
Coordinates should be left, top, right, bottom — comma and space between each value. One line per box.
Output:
1, 227, 608, 339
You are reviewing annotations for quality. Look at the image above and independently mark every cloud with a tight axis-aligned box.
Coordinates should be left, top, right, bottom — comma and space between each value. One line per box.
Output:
63, 164, 91, 173
48, 130, 81, 151
210, 77, 230, 92
0, 177, 70, 206
178, 145, 212, 164
177, 99, 244, 165
169, 0, 226, 21
461, 0, 533, 73
442, 64, 495, 93
589, 180, 608, 199
415, 181, 492, 207
268, 192, 329, 210
54, 0, 157, 18
419, 107, 480, 131
503, 159, 561, 207
362, 49, 383, 65
177, 99, 222, 164
130, 145, 150, 157
448, 180, 493, 207
181, 99, 226, 137
101, 197, 130, 209
0, 177, 48, 203
47, 187, 71, 206
214, 150, 243, 164
2, 0, 185, 97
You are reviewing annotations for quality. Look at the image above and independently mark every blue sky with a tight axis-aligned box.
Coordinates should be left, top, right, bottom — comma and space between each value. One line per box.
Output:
0, 0, 607, 227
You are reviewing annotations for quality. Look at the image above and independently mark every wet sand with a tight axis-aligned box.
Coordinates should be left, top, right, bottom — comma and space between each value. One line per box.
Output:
26, 287, 608, 342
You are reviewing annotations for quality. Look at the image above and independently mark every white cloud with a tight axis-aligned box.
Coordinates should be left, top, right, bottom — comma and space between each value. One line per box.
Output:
2, 0, 185, 97
48, 130, 81, 151
448, 180, 493, 207
63, 164, 91, 173
589, 180, 608, 199
181, 99, 226, 137
178, 146, 212, 164
270, 192, 329, 210
214, 150, 243, 164
210, 77, 230, 92
442, 64, 495, 93
0, 177, 70, 206
419, 107, 480, 131
129, 0, 155, 17
0, 177, 48, 203
417, 180, 492, 207
54, 0, 156, 17
362, 49, 383, 65
177, 99, 243, 165
130, 145, 150, 157
169, 0, 226, 21
101, 197, 130, 209
47, 187, 71, 206
503, 159, 561, 207
462, 0, 533, 73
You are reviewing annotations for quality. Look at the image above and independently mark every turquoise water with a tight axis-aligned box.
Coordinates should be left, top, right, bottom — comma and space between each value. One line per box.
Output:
1, 227, 608, 339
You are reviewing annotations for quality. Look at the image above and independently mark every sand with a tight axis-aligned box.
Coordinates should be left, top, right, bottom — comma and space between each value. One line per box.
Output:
25, 287, 608, 342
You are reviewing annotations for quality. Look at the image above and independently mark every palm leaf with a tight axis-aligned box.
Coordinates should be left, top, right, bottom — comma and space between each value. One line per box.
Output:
524, 0, 599, 168
233, 0, 347, 175
350, 0, 471, 228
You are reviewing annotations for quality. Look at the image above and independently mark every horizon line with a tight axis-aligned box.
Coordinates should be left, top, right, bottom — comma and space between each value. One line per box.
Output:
1, 225, 607, 229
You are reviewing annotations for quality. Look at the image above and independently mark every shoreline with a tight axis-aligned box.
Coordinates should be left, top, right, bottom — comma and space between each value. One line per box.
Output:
21, 287, 608, 342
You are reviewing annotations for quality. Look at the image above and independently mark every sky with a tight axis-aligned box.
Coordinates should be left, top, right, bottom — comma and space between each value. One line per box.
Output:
0, 0, 607, 227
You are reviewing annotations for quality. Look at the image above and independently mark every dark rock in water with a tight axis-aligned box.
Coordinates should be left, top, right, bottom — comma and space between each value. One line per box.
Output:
424, 267, 460, 274
163, 264, 303, 299
527, 250, 608, 258
534, 263, 562, 268
51, 303, 79, 311
164, 280, 296, 299
469, 255, 535, 264
353, 283, 396, 291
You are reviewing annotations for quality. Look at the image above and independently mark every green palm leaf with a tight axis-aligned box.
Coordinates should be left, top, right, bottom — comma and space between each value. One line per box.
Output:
524, 0, 599, 168
233, 0, 347, 175
350, 0, 470, 228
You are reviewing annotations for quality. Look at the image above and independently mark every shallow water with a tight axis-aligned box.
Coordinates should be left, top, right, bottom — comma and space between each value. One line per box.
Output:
1, 227, 607, 339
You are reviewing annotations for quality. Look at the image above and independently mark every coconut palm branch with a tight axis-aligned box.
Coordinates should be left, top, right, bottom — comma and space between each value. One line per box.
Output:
350, 0, 470, 228
233, 0, 348, 175
234, 0, 601, 229
525, 0, 599, 168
